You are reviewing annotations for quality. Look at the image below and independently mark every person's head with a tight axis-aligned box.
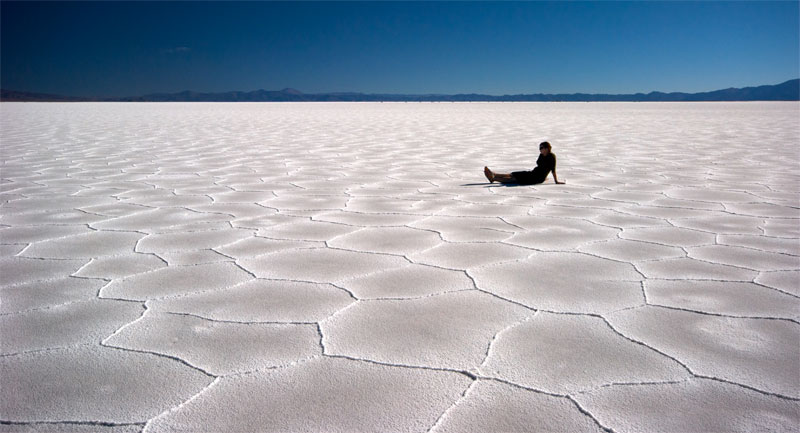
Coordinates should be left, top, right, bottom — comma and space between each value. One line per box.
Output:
539, 141, 552, 155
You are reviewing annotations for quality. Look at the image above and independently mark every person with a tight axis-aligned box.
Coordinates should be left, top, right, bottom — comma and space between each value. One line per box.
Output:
484, 141, 565, 185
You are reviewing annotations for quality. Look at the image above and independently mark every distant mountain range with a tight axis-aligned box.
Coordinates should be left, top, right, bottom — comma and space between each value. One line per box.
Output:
2, 79, 798, 102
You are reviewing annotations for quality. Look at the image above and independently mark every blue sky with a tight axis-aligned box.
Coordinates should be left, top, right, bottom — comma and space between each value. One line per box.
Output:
1, 1, 798, 97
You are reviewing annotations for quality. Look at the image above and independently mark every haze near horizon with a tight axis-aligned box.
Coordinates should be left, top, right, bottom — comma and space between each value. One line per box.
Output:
1, 1, 798, 98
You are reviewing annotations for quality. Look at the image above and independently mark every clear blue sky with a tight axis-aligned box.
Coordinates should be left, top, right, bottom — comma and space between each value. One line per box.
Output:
2, 1, 798, 97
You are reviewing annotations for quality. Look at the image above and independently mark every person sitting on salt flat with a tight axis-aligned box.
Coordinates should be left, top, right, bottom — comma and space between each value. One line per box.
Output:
484, 141, 565, 185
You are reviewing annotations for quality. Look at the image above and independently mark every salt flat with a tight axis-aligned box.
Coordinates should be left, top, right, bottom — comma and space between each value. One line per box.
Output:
1, 102, 798, 432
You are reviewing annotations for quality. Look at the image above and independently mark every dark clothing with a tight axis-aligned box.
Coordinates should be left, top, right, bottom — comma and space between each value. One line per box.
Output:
512, 153, 556, 185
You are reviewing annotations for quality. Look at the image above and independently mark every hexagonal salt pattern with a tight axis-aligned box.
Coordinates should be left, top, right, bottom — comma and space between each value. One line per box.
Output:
574, 379, 800, 433
479, 313, 689, 394
144, 357, 472, 433
322, 291, 533, 370
0, 277, 107, 313
430, 381, 605, 433
608, 307, 799, 398
2, 102, 798, 431
148, 279, 355, 323
104, 311, 320, 375
338, 264, 475, 298
0, 299, 144, 355
0, 345, 212, 423
470, 252, 644, 314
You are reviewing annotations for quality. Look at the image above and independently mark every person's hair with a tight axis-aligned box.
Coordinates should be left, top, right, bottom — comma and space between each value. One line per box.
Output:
539, 141, 551, 149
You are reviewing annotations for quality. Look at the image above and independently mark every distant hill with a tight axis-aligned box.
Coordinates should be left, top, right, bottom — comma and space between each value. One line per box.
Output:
3, 79, 798, 102
0, 89, 98, 102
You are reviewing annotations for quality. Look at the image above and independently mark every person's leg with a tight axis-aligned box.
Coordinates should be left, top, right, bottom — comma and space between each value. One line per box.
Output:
494, 174, 517, 184
484, 167, 516, 184
484, 166, 495, 182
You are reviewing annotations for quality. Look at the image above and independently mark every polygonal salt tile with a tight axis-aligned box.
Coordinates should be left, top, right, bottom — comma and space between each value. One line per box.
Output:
207, 191, 276, 203
687, 245, 799, 271
0, 244, 25, 257
261, 195, 348, 211
544, 197, 629, 211
574, 379, 799, 433
136, 229, 253, 253
0, 225, 94, 244
111, 189, 173, 201
470, 252, 643, 314
430, 380, 604, 433
587, 211, 670, 229
725, 203, 799, 218
454, 193, 508, 204
0, 345, 212, 423
313, 211, 422, 227
239, 248, 407, 283
0, 210, 109, 226
665, 188, 756, 203
408, 242, 530, 270
0, 299, 143, 354
619, 227, 716, 248
761, 219, 800, 238
480, 313, 688, 394
215, 237, 322, 259
348, 197, 453, 214
121, 194, 213, 208
144, 357, 471, 433
504, 217, 619, 251
105, 312, 320, 375
754, 270, 800, 296
150, 279, 353, 322
157, 250, 231, 266
91, 208, 231, 231
645, 280, 800, 319
616, 206, 714, 220
147, 221, 234, 234
591, 190, 664, 204
579, 239, 684, 262
257, 220, 357, 241
328, 227, 441, 255
608, 307, 800, 398
100, 262, 253, 301
0, 196, 117, 213
322, 291, 532, 370
0, 277, 106, 314
20, 231, 143, 259
73, 254, 167, 279
670, 215, 765, 235
527, 204, 606, 220
78, 202, 153, 217
291, 179, 358, 190
345, 187, 412, 198
339, 264, 474, 298
436, 203, 530, 217
0, 423, 142, 433
409, 216, 515, 242
0, 258, 87, 287
637, 258, 758, 281
718, 234, 800, 256
190, 203, 276, 219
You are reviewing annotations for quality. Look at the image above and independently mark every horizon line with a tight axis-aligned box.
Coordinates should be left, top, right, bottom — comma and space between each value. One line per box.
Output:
2, 78, 798, 102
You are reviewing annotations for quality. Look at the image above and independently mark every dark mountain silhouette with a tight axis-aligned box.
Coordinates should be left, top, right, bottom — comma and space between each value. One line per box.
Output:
0, 89, 98, 102
2, 79, 798, 102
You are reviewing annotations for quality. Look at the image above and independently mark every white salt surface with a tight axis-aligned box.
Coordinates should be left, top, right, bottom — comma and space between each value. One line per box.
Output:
1, 102, 798, 432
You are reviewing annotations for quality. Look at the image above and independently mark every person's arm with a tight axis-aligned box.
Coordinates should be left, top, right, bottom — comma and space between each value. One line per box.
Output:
551, 154, 565, 184
552, 169, 565, 184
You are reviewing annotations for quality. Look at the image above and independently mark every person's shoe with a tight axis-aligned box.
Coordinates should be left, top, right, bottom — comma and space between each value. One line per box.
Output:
484, 166, 494, 183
